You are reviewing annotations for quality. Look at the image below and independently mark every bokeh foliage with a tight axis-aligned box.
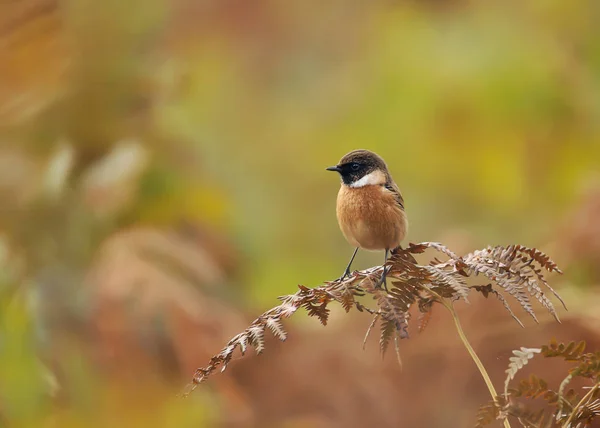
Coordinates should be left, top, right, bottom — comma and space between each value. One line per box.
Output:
0, 0, 599, 426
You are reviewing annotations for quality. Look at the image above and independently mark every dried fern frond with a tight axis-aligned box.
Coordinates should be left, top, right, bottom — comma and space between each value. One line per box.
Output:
542, 340, 587, 361
464, 245, 564, 323
477, 396, 555, 428
475, 398, 503, 428
473, 283, 524, 327
425, 265, 470, 301
556, 374, 575, 417
408, 241, 462, 262
417, 297, 434, 333
564, 384, 600, 428
184, 280, 361, 391
507, 374, 579, 421
478, 339, 600, 428
509, 405, 552, 428
362, 274, 413, 355
185, 242, 564, 395
505, 348, 542, 397
541, 340, 600, 383
362, 312, 380, 350
510, 374, 550, 399
572, 353, 600, 380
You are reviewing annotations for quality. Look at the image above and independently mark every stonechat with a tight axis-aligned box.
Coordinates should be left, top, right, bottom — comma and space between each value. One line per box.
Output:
327, 149, 408, 288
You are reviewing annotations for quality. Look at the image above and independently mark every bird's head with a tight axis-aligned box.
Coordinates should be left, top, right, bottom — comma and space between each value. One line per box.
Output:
326, 149, 389, 187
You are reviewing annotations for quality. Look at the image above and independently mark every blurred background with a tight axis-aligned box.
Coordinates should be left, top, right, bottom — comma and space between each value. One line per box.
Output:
1, 0, 599, 426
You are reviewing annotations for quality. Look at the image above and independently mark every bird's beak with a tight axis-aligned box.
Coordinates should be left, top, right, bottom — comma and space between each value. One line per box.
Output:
326, 165, 341, 172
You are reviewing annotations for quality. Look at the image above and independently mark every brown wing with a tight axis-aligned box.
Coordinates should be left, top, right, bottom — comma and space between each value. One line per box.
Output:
384, 180, 405, 210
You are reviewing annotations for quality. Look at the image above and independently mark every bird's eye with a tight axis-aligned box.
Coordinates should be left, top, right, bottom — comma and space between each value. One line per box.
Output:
351, 163, 360, 171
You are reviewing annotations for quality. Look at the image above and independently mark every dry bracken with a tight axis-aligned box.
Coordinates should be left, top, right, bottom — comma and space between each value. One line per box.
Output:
183, 241, 565, 396
477, 340, 600, 427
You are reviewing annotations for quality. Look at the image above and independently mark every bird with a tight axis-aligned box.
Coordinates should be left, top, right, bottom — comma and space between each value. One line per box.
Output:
326, 149, 408, 289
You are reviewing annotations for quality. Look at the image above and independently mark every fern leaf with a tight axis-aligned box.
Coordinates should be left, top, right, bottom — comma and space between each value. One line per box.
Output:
503, 279, 539, 323
463, 245, 566, 323
584, 398, 600, 420
509, 406, 550, 428
376, 284, 410, 356
379, 316, 396, 356
571, 352, 600, 379
247, 325, 266, 354
221, 337, 237, 356
492, 245, 564, 318
376, 285, 411, 341
529, 285, 559, 323
337, 284, 356, 313
515, 245, 563, 274
473, 284, 524, 328
186, 240, 565, 392
236, 333, 248, 356
388, 280, 420, 312
562, 386, 600, 427
505, 347, 541, 397
266, 318, 287, 341
363, 313, 380, 350
475, 399, 502, 427
393, 334, 403, 370
425, 265, 470, 302
302, 301, 330, 325
409, 241, 462, 261
278, 302, 298, 317
557, 373, 574, 417
510, 374, 549, 399
514, 246, 567, 310
218, 344, 236, 372
416, 297, 434, 333
541, 340, 586, 360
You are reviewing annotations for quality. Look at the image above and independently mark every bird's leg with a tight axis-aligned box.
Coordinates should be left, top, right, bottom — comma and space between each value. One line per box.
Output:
336, 247, 359, 281
376, 249, 390, 292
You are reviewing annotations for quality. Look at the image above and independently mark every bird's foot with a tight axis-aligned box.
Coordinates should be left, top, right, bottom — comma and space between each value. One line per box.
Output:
335, 269, 352, 282
375, 267, 389, 292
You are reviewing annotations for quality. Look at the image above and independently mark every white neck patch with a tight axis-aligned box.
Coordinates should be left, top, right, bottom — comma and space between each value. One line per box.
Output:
348, 170, 385, 188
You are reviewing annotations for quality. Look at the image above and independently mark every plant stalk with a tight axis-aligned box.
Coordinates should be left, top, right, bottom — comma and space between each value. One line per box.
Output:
563, 383, 599, 427
421, 285, 512, 428
443, 300, 511, 428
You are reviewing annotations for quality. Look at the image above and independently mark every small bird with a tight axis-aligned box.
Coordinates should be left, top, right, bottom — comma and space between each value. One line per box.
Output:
326, 149, 408, 288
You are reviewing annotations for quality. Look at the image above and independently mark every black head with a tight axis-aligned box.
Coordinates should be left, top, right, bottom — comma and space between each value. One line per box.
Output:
326, 149, 389, 186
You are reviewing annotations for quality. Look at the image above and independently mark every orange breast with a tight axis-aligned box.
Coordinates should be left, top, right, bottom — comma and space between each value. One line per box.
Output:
336, 185, 407, 251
